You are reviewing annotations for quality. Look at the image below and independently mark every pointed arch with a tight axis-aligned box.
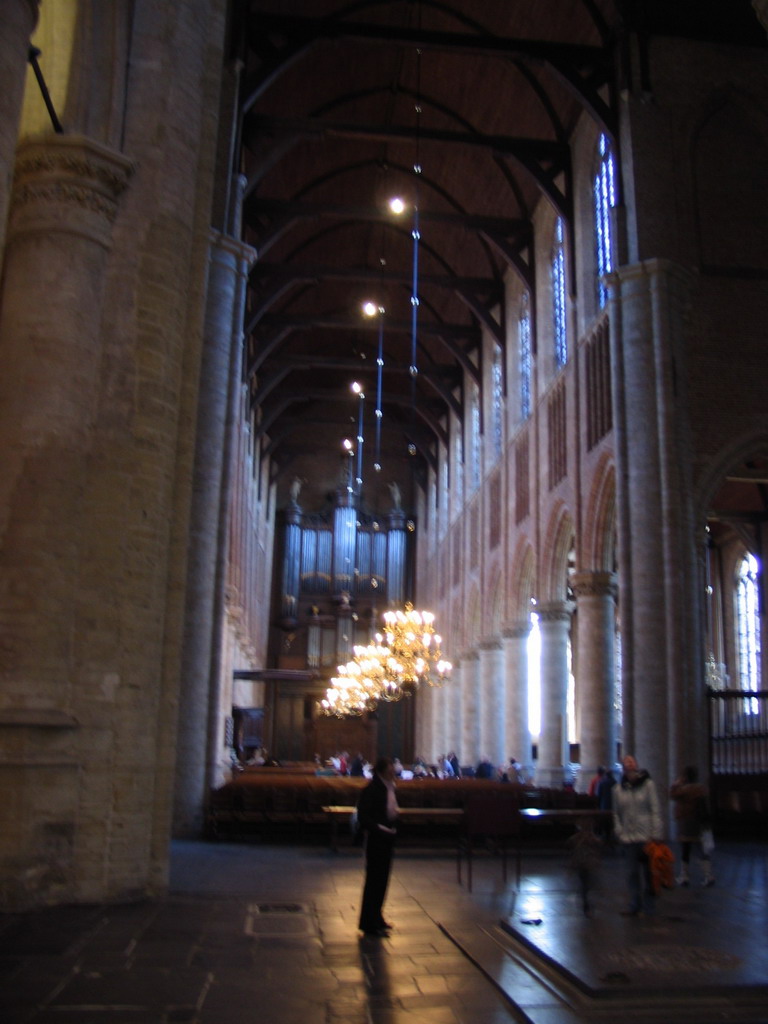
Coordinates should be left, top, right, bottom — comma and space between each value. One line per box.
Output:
694, 431, 768, 526
583, 453, 616, 571
509, 536, 536, 622
541, 500, 575, 602
462, 585, 483, 652
485, 559, 505, 636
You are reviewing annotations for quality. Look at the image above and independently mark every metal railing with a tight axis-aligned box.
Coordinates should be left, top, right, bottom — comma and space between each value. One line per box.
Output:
708, 688, 768, 774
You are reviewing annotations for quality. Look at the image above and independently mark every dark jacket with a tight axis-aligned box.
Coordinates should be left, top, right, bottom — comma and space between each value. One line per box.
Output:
669, 779, 710, 840
357, 773, 396, 834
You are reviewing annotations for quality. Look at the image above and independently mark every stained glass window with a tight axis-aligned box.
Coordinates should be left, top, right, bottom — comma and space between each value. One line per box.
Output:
491, 343, 504, 458
594, 133, 616, 309
552, 218, 567, 367
519, 292, 532, 420
736, 552, 761, 712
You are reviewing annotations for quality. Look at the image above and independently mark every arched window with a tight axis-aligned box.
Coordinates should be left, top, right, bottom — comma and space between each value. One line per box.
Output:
491, 342, 504, 459
552, 218, 567, 367
453, 418, 464, 509
594, 133, 616, 309
736, 552, 761, 711
470, 382, 481, 491
519, 292, 532, 419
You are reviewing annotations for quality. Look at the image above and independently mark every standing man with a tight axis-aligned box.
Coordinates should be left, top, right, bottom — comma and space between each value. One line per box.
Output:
612, 754, 662, 916
357, 757, 398, 936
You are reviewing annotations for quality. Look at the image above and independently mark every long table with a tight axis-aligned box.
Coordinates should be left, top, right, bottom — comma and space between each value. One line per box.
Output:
321, 804, 464, 852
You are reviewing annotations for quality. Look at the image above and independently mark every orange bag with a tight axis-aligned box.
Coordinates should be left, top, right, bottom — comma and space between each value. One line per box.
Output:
644, 840, 675, 892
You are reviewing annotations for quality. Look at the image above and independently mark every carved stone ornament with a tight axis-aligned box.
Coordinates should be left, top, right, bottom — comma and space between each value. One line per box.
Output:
10, 134, 134, 246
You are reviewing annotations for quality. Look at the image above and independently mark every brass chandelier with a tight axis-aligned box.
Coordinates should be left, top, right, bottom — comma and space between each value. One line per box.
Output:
319, 603, 452, 717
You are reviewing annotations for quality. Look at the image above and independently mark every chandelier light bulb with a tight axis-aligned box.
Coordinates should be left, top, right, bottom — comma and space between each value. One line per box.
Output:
319, 602, 452, 716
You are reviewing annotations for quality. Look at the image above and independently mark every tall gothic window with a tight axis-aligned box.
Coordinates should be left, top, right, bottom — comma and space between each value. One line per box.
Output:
519, 292, 532, 419
552, 217, 567, 367
470, 382, 481, 491
491, 342, 504, 459
453, 419, 464, 509
736, 551, 761, 711
594, 133, 616, 309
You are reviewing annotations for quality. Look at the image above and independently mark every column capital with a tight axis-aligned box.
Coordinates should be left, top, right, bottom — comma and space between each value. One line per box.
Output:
570, 570, 617, 600
208, 229, 257, 269
536, 601, 572, 624
460, 648, 480, 662
502, 620, 532, 640
11, 133, 134, 247
606, 256, 697, 297
479, 637, 502, 651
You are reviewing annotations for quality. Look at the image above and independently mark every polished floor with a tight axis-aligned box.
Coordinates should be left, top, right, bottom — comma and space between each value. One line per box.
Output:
1, 832, 767, 1024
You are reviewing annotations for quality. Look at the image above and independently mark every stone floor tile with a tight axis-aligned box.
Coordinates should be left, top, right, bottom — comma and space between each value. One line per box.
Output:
3, 839, 767, 1024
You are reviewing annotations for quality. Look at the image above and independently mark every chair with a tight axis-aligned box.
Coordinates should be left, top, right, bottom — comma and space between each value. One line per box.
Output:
457, 795, 522, 892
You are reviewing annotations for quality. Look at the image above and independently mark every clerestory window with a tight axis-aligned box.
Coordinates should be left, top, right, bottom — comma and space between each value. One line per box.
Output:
594, 133, 616, 309
552, 218, 567, 368
519, 292, 532, 420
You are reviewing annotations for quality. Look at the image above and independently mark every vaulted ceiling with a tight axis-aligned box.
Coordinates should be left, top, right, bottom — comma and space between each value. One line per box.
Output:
235, 0, 763, 517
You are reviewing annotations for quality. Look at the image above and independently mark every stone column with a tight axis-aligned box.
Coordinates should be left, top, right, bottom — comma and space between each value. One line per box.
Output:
428, 679, 450, 763
0, 134, 132, 896
571, 571, 618, 788
0, 134, 133, 675
607, 259, 699, 784
174, 231, 255, 834
536, 602, 572, 788
461, 649, 481, 767
502, 621, 532, 774
479, 638, 504, 766
444, 660, 463, 763
1, 1, 40, 256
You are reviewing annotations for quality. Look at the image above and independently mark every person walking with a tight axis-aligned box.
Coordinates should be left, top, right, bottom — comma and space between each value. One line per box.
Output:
670, 764, 715, 887
357, 756, 398, 936
566, 817, 603, 916
612, 754, 662, 916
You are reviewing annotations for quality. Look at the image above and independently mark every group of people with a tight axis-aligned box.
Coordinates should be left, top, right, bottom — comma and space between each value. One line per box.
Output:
355, 752, 716, 934
325, 750, 532, 782
578, 754, 715, 918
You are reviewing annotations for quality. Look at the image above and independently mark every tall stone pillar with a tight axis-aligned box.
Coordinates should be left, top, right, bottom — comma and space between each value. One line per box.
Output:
445, 660, 463, 763
434, 680, 452, 761
502, 621, 532, 774
1, 1, 40, 257
536, 602, 572, 787
572, 571, 618, 788
430, 679, 454, 761
0, 134, 133, 662
479, 638, 504, 766
0, 134, 132, 898
608, 259, 699, 785
461, 649, 480, 767
174, 232, 255, 834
